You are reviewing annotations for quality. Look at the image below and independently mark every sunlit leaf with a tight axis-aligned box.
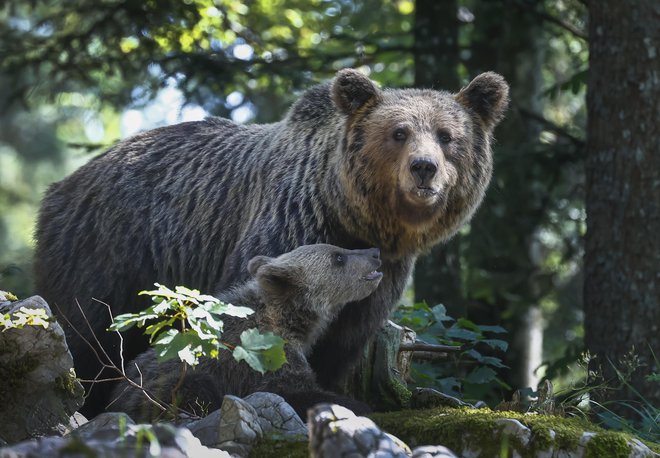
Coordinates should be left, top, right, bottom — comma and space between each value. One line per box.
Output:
232, 329, 286, 373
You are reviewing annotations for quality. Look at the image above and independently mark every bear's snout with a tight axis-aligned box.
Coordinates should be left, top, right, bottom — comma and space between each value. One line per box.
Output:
410, 157, 438, 187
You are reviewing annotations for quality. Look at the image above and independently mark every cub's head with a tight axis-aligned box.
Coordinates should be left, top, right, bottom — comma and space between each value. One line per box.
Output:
331, 69, 509, 249
247, 244, 382, 312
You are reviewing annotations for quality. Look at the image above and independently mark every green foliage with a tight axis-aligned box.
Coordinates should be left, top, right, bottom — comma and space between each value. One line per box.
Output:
393, 302, 509, 403
109, 283, 286, 374
589, 351, 660, 443
0, 0, 415, 116
0, 306, 50, 330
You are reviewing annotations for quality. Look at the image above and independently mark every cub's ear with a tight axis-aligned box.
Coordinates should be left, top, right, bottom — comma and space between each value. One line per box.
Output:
247, 255, 273, 276
455, 72, 509, 130
254, 263, 301, 299
331, 68, 382, 115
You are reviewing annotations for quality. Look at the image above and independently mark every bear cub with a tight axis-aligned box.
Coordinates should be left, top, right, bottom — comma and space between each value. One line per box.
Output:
110, 243, 382, 421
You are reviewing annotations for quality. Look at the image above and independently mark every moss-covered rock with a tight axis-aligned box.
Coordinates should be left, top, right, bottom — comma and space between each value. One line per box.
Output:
246, 405, 660, 458
369, 407, 659, 458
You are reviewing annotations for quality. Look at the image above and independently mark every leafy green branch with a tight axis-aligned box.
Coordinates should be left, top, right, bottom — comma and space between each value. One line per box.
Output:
394, 302, 509, 401
108, 283, 286, 374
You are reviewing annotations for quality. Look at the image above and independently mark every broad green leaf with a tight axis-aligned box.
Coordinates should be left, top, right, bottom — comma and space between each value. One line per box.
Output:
205, 301, 254, 318
465, 366, 497, 384
153, 328, 186, 362
466, 350, 508, 368
109, 312, 155, 332
144, 317, 176, 341
188, 314, 221, 340
232, 329, 286, 373
431, 304, 454, 323
239, 328, 283, 350
481, 338, 509, 352
455, 318, 481, 332
446, 327, 478, 341
477, 325, 508, 334
177, 343, 201, 366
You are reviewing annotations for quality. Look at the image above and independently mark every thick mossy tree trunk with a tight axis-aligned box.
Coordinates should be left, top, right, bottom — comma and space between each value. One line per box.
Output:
585, 0, 660, 407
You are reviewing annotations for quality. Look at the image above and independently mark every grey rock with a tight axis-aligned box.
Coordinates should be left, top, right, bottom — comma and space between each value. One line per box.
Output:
70, 412, 135, 441
0, 296, 84, 442
58, 412, 88, 436
628, 438, 658, 458
308, 404, 410, 458
186, 409, 224, 447
412, 445, 459, 458
243, 392, 307, 437
494, 418, 531, 448
0, 421, 230, 457
216, 395, 263, 457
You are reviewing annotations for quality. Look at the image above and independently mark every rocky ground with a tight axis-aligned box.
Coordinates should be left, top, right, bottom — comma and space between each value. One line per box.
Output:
1, 294, 658, 458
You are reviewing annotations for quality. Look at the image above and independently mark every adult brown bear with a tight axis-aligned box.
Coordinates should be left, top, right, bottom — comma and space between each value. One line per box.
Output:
34, 69, 509, 416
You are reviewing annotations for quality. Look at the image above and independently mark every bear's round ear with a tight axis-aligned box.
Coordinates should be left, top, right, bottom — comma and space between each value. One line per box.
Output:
254, 262, 301, 300
455, 72, 510, 130
247, 255, 273, 276
331, 68, 382, 115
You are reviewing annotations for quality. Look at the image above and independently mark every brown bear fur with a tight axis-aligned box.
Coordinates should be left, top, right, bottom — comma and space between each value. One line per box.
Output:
34, 69, 508, 416
110, 244, 382, 421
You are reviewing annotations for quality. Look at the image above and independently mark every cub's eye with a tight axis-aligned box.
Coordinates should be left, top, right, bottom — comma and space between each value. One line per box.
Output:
392, 128, 407, 142
437, 131, 452, 144
333, 253, 345, 266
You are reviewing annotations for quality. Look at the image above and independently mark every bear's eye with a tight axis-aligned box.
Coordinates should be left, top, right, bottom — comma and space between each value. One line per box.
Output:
437, 131, 452, 144
392, 128, 407, 142
333, 253, 345, 266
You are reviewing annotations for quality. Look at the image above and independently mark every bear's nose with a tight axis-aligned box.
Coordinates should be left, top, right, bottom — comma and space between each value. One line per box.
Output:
410, 158, 438, 185
367, 248, 380, 259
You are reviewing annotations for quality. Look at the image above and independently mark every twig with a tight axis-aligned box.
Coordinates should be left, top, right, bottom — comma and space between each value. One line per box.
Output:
56, 300, 197, 419
411, 351, 450, 361
399, 342, 465, 353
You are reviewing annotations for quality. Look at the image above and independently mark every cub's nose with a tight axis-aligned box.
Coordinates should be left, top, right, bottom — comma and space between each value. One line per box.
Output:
410, 158, 438, 185
367, 248, 380, 259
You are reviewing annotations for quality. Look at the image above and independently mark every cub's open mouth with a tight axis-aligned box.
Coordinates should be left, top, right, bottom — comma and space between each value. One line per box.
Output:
364, 270, 384, 281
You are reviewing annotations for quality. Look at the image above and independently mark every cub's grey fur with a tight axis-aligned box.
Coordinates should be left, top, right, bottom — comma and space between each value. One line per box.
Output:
110, 244, 382, 421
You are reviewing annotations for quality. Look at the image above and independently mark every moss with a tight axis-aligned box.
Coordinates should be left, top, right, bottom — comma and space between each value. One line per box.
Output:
54, 369, 82, 398
369, 407, 643, 458
386, 377, 413, 410
585, 431, 634, 458
249, 438, 308, 458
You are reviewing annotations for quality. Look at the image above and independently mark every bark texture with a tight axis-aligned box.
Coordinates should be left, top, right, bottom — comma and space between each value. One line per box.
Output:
585, 0, 660, 406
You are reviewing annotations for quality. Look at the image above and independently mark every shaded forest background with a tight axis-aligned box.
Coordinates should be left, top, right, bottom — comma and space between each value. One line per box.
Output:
0, 0, 657, 440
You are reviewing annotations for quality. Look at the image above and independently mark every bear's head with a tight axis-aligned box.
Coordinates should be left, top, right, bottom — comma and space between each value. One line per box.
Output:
331, 69, 509, 254
247, 244, 382, 315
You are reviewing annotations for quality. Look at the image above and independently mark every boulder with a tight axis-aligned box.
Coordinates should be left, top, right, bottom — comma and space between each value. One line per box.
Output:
308, 403, 412, 457
0, 296, 84, 442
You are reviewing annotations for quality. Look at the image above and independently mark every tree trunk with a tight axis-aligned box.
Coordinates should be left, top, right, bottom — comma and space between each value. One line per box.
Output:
585, 0, 660, 407
412, 0, 465, 316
